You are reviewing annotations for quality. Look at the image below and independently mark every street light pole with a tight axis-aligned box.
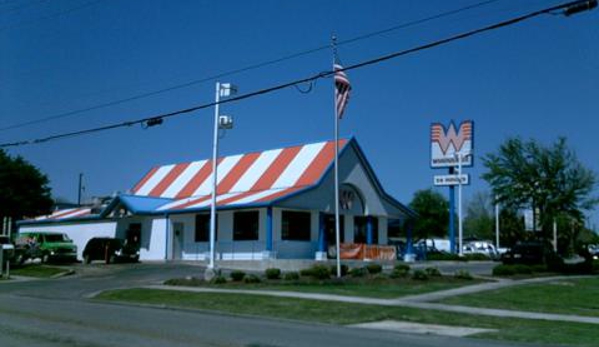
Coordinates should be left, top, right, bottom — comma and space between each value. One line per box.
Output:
207, 82, 236, 276
456, 151, 471, 257
495, 196, 500, 250
208, 82, 221, 271
457, 155, 463, 257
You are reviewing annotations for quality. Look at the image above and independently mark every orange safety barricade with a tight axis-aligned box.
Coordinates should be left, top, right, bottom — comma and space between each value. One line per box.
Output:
364, 245, 396, 261
339, 243, 364, 259
339, 243, 396, 260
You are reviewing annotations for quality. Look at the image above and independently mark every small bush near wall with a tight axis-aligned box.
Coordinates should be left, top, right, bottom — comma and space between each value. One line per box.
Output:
265, 268, 281, 280
392, 264, 411, 277
454, 270, 473, 280
329, 264, 349, 277
424, 267, 442, 277
284, 272, 300, 281
309, 265, 331, 280
412, 270, 429, 281
300, 264, 331, 280
366, 263, 382, 275
426, 252, 465, 261
211, 275, 227, 284
244, 274, 261, 284
493, 264, 516, 276
348, 267, 367, 278
464, 253, 491, 261
230, 270, 246, 282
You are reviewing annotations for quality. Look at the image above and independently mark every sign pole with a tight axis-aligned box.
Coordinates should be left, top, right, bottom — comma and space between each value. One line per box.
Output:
448, 168, 456, 254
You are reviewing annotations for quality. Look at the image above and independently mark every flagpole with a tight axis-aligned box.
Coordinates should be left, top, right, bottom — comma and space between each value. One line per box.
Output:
332, 35, 341, 278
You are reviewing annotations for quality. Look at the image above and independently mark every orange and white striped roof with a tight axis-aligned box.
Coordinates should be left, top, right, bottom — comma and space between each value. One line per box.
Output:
131, 139, 348, 211
34, 207, 92, 221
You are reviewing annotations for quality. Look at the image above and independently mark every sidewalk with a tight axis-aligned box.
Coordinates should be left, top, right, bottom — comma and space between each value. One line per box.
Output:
144, 274, 599, 325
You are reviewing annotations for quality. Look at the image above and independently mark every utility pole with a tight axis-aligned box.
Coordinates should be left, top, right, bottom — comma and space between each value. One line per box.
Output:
78, 173, 84, 205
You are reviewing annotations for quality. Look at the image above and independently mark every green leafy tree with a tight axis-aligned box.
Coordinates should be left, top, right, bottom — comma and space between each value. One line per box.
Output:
408, 188, 449, 240
0, 150, 53, 231
498, 208, 526, 248
482, 137, 597, 250
464, 191, 494, 240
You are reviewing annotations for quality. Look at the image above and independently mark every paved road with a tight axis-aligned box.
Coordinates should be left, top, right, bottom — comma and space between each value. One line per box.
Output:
0, 262, 534, 347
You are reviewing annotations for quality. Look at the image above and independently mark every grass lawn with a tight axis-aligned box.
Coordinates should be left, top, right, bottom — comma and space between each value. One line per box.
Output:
97, 289, 598, 347
440, 277, 599, 317
10, 264, 71, 278
166, 276, 483, 299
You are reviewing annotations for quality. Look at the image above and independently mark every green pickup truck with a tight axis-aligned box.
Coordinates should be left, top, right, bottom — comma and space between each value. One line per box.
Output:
15, 232, 78, 264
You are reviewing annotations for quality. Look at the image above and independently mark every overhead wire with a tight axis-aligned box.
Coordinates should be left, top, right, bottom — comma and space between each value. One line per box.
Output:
1, 0, 590, 149
0, 0, 501, 132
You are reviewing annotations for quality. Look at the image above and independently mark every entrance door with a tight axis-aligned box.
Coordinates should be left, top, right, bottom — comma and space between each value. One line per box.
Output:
172, 222, 184, 260
324, 214, 344, 255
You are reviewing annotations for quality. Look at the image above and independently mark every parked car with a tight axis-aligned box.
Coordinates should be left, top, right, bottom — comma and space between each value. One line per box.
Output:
501, 242, 545, 265
462, 241, 499, 260
0, 235, 15, 261
83, 237, 139, 264
14, 232, 77, 264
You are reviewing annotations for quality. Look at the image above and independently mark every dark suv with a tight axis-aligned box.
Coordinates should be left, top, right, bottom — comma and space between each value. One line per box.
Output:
501, 242, 546, 265
82, 237, 139, 264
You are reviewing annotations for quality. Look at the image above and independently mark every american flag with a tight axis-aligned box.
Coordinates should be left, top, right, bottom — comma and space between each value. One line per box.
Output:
334, 63, 351, 119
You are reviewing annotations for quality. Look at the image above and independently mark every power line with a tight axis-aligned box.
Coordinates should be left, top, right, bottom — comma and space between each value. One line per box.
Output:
0, 0, 501, 132
1, 0, 594, 149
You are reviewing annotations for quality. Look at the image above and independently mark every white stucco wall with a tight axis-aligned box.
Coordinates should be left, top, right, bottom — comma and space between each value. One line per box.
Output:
18, 221, 117, 260
140, 217, 167, 261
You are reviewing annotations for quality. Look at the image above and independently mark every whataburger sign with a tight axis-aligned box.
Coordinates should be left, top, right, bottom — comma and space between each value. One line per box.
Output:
430, 120, 474, 168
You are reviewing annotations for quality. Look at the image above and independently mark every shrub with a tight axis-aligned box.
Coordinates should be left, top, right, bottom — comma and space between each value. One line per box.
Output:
265, 268, 281, 280
329, 264, 349, 277
512, 264, 533, 275
424, 267, 442, 277
283, 272, 300, 281
211, 275, 227, 284
394, 264, 411, 273
366, 263, 383, 275
464, 253, 491, 261
412, 269, 429, 281
244, 274, 261, 284
493, 264, 516, 276
299, 267, 314, 277
300, 264, 331, 280
546, 252, 565, 272
454, 270, 473, 280
348, 267, 368, 278
530, 264, 548, 273
372, 274, 388, 282
493, 264, 535, 276
426, 252, 465, 261
230, 270, 246, 282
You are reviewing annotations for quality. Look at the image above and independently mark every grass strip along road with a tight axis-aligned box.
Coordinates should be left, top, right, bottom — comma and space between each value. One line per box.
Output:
97, 288, 598, 347
165, 276, 484, 299
440, 277, 599, 317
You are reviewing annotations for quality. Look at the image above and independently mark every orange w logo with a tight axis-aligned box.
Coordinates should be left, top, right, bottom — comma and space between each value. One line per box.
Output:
431, 121, 472, 155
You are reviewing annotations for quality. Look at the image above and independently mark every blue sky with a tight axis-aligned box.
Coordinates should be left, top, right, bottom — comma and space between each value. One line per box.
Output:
1, 0, 598, 230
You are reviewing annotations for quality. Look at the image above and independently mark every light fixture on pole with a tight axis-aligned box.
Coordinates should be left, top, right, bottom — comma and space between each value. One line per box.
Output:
206, 82, 237, 279
455, 151, 471, 257
495, 195, 500, 250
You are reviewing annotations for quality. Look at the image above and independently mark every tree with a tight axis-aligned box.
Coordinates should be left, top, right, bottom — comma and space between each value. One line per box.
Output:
482, 137, 597, 250
0, 150, 53, 231
463, 191, 494, 240
408, 188, 449, 240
